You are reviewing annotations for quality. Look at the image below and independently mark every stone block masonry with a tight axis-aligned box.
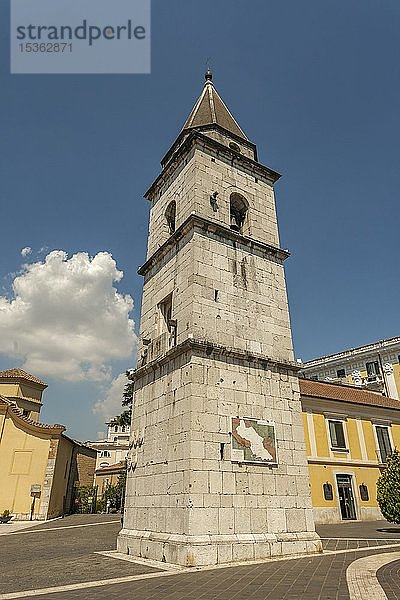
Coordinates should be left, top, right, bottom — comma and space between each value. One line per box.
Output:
118, 72, 321, 566
119, 342, 321, 565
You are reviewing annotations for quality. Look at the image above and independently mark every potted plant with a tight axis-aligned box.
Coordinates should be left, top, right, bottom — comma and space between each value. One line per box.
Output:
0, 510, 12, 524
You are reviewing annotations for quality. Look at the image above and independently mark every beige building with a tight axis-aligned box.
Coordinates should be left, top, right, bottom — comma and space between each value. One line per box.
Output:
300, 336, 400, 399
0, 368, 96, 520
95, 461, 126, 498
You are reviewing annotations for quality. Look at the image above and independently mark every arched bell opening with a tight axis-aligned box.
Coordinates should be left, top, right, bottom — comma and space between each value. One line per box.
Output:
229, 193, 248, 233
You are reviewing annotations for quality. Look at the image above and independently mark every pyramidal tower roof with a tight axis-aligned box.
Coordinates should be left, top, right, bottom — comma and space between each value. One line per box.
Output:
182, 69, 248, 140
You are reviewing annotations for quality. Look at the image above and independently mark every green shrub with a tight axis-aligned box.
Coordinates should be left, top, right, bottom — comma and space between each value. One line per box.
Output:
377, 448, 400, 523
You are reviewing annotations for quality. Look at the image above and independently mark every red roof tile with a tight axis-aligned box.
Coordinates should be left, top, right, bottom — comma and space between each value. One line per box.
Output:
96, 461, 126, 474
300, 378, 400, 410
0, 368, 47, 387
0, 395, 64, 431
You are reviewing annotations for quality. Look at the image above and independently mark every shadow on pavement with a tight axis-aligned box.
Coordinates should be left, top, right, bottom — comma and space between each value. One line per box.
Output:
376, 528, 400, 534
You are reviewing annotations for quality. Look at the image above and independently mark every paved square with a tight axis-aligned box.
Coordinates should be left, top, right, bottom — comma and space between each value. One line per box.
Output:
1, 515, 400, 599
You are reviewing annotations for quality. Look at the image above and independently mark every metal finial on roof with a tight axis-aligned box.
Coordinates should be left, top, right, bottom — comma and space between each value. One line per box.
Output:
181, 67, 248, 140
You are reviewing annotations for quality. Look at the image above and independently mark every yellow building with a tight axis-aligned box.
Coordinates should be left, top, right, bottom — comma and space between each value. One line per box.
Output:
0, 368, 96, 520
95, 461, 126, 498
300, 378, 400, 524
300, 336, 400, 399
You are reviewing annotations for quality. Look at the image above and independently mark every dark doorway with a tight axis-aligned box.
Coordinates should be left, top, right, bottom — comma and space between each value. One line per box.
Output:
336, 474, 356, 520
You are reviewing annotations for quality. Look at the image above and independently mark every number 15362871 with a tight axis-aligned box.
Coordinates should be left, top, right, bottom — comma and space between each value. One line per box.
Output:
19, 43, 72, 52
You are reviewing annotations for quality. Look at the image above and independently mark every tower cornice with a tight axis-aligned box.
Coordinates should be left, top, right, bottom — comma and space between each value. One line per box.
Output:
161, 124, 258, 169
138, 212, 290, 278
145, 130, 280, 202
128, 337, 301, 384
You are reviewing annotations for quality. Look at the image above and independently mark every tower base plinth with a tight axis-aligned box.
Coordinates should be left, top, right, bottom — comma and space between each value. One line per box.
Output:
117, 529, 322, 567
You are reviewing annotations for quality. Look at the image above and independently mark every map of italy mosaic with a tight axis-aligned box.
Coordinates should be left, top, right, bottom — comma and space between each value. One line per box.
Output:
231, 417, 278, 464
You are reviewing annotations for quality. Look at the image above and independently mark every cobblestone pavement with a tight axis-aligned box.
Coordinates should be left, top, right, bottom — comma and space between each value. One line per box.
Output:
323, 538, 400, 551
20, 547, 400, 600
0, 514, 160, 596
2, 515, 400, 599
377, 558, 400, 599
316, 520, 400, 540
318, 520, 400, 552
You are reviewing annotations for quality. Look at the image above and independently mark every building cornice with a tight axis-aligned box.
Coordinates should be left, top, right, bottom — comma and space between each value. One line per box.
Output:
307, 457, 382, 468
88, 441, 129, 450
302, 336, 400, 370
5, 395, 43, 407
128, 338, 300, 383
138, 213, 289, 277
145, 130, 281, 201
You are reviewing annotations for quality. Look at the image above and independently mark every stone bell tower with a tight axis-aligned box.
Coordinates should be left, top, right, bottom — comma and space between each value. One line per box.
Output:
118, 71, 321, 566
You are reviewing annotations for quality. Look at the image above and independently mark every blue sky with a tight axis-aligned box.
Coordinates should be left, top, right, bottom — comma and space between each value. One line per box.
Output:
1, 0, 399, 441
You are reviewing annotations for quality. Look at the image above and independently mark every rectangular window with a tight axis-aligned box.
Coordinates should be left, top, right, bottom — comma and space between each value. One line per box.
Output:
376, 426, 392, 463
337, 369, 346, 378
158, 293, 177, 349
366, 361, 380, 377
158, 294, 173, 335
328, 420, 347, 450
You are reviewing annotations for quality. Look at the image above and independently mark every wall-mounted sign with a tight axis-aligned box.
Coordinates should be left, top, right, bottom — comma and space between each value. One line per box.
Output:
323, 482, 333, 501
359, 484, 369, 501
30, 484, 41, 495
231, 417, 277, 465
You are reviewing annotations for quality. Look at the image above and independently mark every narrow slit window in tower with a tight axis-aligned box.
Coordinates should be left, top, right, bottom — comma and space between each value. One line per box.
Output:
165, 201, 176, 235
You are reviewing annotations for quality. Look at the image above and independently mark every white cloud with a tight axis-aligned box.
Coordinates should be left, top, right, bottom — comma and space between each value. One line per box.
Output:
0, 250, 136, 381
21, 247, 32, 257
93, 372, 129, 420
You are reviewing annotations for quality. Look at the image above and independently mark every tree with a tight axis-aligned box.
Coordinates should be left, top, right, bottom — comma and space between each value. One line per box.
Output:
377, 448, 400, 523
109, 410, 131, 427
109, 373, 133, 427
104, 471, 127, 510
122, 379, 134, 412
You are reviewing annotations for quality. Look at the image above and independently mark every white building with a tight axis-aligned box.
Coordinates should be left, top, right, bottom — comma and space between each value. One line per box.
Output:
300, 336, 400, 400
88, 421, 130, 471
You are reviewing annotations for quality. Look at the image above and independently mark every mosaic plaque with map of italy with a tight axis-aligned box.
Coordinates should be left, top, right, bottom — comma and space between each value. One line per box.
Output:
231, 417, 278, 465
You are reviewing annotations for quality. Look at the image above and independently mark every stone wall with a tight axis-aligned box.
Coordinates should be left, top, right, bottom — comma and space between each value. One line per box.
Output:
76, 446, 97, 486
146, 146, 280, 260
120, 113, 320, 566
120, 347, 320, 565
